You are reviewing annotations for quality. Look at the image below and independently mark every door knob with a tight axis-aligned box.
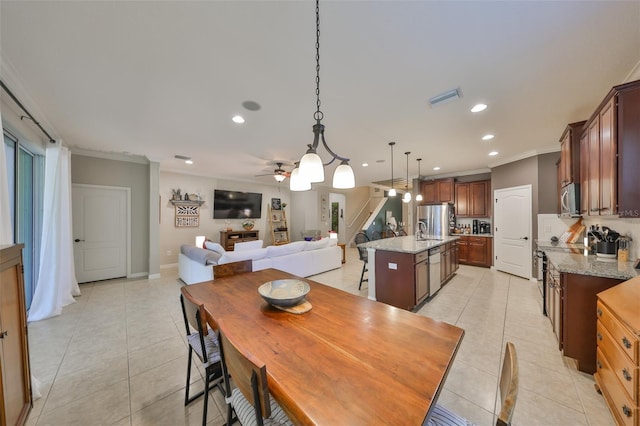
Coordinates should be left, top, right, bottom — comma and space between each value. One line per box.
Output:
520, 236, 529, 240
0, 331, 7, 339
74, 238, 85, 242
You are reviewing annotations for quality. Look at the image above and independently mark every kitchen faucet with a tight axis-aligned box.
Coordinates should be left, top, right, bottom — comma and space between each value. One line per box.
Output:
416, 221, 427, 240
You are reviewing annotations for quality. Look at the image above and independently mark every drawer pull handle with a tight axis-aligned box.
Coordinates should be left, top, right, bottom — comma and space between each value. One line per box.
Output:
0, 330, 7, 339
597, 308, 602, 317
597, 332, 602, 341
597, 359, 602, 369
622, 405, 632, 417
622, 337, 632, 349
623, 369, 632, 381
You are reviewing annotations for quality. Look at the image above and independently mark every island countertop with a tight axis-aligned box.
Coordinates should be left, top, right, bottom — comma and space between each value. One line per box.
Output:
358, 235, 460, 254
544, 251, 640, 280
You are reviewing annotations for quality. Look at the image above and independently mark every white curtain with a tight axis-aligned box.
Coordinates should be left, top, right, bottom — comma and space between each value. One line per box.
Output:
28, 144, 80, 322
0, 106, 13, 244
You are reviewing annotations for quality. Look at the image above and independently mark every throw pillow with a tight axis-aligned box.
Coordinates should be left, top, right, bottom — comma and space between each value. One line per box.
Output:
204, 241, 226, 254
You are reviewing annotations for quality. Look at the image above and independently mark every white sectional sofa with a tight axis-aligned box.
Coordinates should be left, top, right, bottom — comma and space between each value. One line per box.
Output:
178, 238, 342, 285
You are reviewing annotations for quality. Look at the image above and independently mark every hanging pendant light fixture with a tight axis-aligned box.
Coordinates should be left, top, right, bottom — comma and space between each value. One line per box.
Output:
415, 158, 423, 202
388, 142, 396, 196
296, 0, 355, 190
403, 152, 412, 203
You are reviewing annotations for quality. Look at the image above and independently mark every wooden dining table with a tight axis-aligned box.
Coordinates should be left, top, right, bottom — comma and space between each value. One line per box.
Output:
183, 268, 464, 425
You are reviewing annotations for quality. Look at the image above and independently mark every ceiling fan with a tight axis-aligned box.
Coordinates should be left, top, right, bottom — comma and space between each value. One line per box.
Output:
255, 162, 292, 182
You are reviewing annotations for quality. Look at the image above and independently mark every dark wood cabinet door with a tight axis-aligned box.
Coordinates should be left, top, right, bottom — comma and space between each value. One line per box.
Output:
560, 134, 571, 187
420, 181, 437, 204
437, 179, 454, 203
588, 116, 600, 215
454, 183, 469, 217
467, 238, 487, 265
457, 237, 469, 263
470, 181, 489, 217
374, 251, 416, 310
579, 131, 589, 215
599, 97, 616, 216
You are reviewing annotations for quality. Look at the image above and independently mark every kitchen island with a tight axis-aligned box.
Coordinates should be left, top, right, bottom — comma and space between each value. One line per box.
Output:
358, 235, 460, 311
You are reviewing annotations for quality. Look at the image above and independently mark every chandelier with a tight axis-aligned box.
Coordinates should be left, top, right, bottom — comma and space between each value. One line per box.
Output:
290, 0, 355, 191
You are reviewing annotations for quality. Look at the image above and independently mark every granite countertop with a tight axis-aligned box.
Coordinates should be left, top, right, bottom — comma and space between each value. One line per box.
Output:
358, 235, 460, 254
544, 250, 640, 281
535, 239, 585, 253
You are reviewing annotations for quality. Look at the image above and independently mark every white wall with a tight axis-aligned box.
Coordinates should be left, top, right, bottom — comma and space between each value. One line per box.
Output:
159, 171, 290, 266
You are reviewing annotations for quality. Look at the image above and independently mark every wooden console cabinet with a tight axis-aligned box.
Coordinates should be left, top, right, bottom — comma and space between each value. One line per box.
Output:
219, 230, 260, 251
595, 277, 640, 426
0, 244, 32, 426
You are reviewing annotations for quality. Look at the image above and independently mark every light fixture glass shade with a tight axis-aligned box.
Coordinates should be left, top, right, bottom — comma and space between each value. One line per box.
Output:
274, 174, 286, 182
403, 192, 412, 203
388, 188, 397, 197
332, 162, 355, 189
416, 193, 423, 202
289, 167, 311, 191
299, 151, 325, 183
195, 236, 206, 248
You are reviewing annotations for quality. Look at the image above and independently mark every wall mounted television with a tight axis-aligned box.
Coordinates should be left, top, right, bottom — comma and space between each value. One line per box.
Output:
213, 189, 263, 219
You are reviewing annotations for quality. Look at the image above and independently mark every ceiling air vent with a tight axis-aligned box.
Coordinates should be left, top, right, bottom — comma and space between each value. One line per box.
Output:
428, 87, 463, 108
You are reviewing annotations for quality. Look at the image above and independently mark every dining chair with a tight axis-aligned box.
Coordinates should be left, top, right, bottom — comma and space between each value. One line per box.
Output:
180, 287, 224, 426
216, 319, 293, 426
425, 342, 519, 426
354, 232, 370, 290
214, 259, 253, 278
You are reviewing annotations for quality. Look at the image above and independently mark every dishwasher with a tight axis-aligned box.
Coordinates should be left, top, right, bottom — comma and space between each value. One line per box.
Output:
429, 246, 442, 295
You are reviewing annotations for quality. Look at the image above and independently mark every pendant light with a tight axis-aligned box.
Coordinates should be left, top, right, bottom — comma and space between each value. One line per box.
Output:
415, 158, 423, 202
289, 162, 311, 191
403, 152, 412, 203
388, 142, 396, 196
296, 0, 355, 189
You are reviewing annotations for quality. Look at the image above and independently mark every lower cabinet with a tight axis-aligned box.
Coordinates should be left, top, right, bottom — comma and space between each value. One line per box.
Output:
440, 242, 458, 284
560, 272, 623, 374
457, 236, 492, 267
594, 277, 640, 426
375, 250, 421, 311
0, 244, 32, 426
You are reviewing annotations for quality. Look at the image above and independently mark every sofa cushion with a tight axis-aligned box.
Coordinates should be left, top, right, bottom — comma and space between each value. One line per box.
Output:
218, 248, 268, 264
234, 240, 263, 251
266, 241, 306, 258
204, 241, 226, 254
304, 238, 330, 251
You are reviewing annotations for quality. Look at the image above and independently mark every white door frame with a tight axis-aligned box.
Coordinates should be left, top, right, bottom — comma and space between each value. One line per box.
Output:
494, 184, 533, 280
72, 183, 132, 280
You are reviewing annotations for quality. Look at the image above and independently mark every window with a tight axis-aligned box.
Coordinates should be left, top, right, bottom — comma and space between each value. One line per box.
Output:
4, 130, 44, 309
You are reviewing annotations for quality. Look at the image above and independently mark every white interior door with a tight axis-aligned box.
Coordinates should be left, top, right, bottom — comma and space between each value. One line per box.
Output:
72, 184, 128, 283
494, 185, 532, 279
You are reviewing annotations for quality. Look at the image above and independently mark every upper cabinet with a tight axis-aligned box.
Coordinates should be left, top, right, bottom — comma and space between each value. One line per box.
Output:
558, 121, 587, 188
455, 180, 490, 218
419, 178, 454, 204
579, 80, 640, 218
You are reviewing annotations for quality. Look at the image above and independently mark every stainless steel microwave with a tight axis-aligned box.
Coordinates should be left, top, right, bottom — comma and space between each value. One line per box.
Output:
560, 183, 580, 217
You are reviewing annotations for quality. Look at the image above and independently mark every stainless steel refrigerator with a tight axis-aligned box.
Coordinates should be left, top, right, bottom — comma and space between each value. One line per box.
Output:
417, 203, 455, 238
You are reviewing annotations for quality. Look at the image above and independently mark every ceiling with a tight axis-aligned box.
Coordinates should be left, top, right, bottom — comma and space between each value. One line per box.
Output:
2, 1, 639, 189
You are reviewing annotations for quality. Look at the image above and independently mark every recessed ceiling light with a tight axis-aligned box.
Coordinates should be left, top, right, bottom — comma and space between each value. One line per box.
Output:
471, 104, 487, 113
482, 134, 495, 141
489, 151, 499, 156
232, 115, 245, 124
433, 166, 441, 171
362, 163, 369, 167
185, 159, 194, 165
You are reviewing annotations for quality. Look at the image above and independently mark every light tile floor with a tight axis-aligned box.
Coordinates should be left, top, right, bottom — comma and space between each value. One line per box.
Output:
26, 248, 615, 426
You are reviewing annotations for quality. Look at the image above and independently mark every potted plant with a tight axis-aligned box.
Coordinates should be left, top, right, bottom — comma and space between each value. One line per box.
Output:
242, 219, 255, 230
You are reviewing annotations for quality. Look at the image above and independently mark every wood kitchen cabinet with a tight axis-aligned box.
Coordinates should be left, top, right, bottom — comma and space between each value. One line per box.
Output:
594, 277, 640, 426
561, 272, 623, 374
558, 121, 586, 188
580, 79, 640, 217
420, 178, 454, 204
457, 236, 492, 268
455, 180, 490, 218
579, 130, 589, 215
0, 244, 32, 426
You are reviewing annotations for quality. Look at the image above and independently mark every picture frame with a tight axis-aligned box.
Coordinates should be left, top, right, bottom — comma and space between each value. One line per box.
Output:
271, 198, 281, 210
